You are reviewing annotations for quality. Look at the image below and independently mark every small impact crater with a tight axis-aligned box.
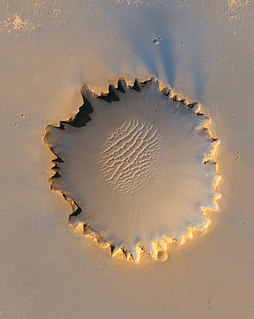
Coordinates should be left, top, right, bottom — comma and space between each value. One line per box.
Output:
152, 36, 161, 45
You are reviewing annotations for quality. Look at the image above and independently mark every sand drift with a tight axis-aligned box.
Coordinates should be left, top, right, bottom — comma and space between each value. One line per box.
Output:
44, 78, 221, 263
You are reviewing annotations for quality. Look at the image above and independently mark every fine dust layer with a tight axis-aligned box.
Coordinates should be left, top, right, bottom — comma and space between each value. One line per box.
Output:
44, 78, 220, 263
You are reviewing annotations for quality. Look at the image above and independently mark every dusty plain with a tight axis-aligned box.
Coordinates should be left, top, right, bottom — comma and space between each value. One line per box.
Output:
0, 0, 253, 318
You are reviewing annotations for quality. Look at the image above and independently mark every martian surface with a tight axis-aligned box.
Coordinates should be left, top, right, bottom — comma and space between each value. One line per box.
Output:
0, 0, 253, 318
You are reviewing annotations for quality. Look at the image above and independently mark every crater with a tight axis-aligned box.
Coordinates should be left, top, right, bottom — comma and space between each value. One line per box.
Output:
44, 78, 221, 263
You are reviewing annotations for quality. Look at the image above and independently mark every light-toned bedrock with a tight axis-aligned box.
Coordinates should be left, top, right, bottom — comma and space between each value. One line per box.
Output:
44, 78, 221, 263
